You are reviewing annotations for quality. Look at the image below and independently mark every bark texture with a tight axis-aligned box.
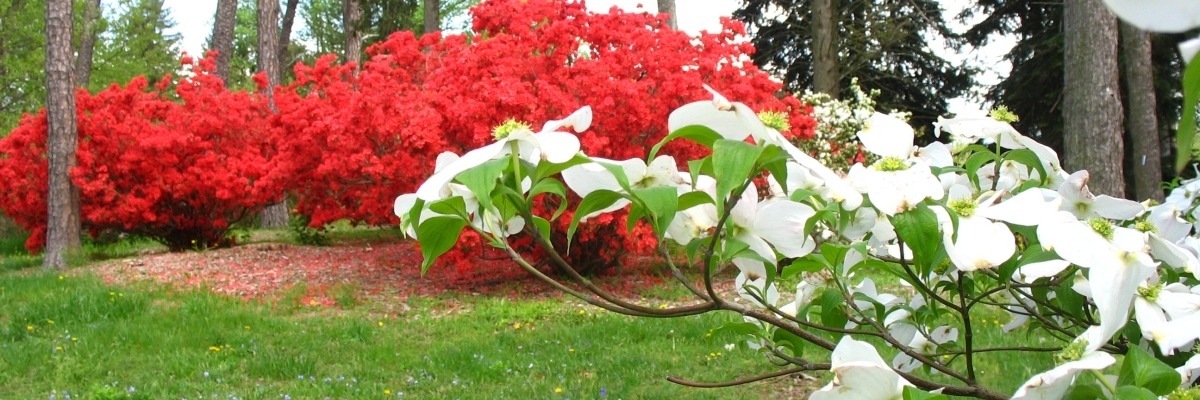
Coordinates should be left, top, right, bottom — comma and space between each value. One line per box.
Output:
343, 0, 362, 67
1120, 22, 1162, 201
74, 0, 101, 88
280, 0, 299, 61
44, 0, 82, 268
811, 0, 838, 96
657, 0, 676, 30
424, 0, 440, 33
212, 0, 238, 81
1063, 0, 1125, 197
258, 0, 289, 228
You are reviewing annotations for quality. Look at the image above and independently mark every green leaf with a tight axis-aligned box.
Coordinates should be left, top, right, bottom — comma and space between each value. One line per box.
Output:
963, 150, 999, 190
772, 328, 805, 357
630, 186, 679, 237
456, 158, 509, 212
1114, 386, 1159, 400
1117, 345, 1182, 396
427, 196, 467, 219
819, 243, 850, 269
1176, 52, 1200, 173
530, 216, 551, 242
712, 321, 762, 337
415, 216, 468, 273
1003, 148, 1049, 184
819, 289, 847, 339
678, 191, 714, 211
649, 125, 723, 160
902, 387, 949, 400
711, 139, 763, 209
533, 153, 589, 182
567, 190, 625, 247
529, 178, 569, 220
781, 255, 828, 279
1063, 382, 1107, 400
891, 205, 941, 274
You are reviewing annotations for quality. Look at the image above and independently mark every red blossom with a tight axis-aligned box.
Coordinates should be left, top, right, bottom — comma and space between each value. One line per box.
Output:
272, 0, 816, 273
0, 56, 284, 251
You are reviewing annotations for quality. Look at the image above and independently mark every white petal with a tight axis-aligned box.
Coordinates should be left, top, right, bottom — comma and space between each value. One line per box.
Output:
532, 131, 581, 164
813, 336, 912, 400
735, 271, 779, 306
1102, 0, 1200, 33
1148, 204, 1191, 243
562, 161, 623, 197
434, 151, 460, 172
1181, 37, 1200, 64
857, 113, 915, 159
1036, 212, 1114, 269
540, 106, 593, 133
933, 114, 1018, 143
977, 188, 1062, 226
945, 216, 1015, 271
730, 185, 760, 230
1089, 251, 1157, 344
1092, 195, 1145, 220
641, 155, 683, 188
1017, 260, 1071, 283
1149, 234, 1200, 274
754, 200, 816, 258
1012, 351, 1116, 400
667, 101, 750, 141
415, 141, 508, 201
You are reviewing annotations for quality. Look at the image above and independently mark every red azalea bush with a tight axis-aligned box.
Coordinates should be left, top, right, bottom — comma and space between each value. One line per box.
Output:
274, 0, 816, 273
0, 55, 283, 251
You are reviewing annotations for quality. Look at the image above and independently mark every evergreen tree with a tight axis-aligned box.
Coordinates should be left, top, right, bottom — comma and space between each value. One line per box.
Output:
91, 0, 181, 90
964, 0, 1193, 184
733, 0, 973, 129
0, 0, 49, 132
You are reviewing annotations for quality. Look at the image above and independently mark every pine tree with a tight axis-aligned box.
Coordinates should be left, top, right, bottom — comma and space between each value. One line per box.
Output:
733, 0, 973, 129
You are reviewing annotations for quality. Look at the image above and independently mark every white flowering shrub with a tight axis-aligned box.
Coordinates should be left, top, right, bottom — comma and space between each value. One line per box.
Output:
798, 79, 880, 171
392, 3, 1200, 398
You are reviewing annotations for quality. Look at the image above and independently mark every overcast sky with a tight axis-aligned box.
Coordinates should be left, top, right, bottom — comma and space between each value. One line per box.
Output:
162, 0, 740, 56
160, 0, 1007, 113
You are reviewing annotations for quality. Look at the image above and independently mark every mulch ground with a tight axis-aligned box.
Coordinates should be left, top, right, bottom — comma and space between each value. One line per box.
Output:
87, 240, 690, 307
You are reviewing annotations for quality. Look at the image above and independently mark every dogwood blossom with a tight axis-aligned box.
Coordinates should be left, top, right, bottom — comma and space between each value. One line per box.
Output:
415, 107, 591, 201
811, 336, 915, 400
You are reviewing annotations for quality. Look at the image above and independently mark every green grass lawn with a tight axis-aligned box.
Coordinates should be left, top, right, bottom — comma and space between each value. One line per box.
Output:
0, 226, 1059, 399
0, 271, 796, 400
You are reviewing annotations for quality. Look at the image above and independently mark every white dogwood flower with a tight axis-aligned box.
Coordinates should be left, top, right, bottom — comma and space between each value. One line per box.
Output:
416, 107, 590, 201
811, 336, 915, 400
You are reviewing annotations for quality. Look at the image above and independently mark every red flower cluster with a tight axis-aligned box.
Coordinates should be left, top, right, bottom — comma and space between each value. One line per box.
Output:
0, 0, 816, 273
274, 0, 815, 272
0, 56, 284, 251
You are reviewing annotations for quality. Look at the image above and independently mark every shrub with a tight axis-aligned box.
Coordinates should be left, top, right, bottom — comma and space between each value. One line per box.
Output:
0, 55, 283, 252
275, 0, 816, 272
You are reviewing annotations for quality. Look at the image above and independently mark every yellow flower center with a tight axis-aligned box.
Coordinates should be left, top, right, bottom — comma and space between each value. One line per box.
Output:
492, 118, 532, 140
757, 111, 790, 132
989, 106, 1020, 123
873, 157, 908, 172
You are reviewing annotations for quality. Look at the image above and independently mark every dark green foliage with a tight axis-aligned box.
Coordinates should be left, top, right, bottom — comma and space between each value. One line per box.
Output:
962, 0, 1195, 179
733, 0, 974, 129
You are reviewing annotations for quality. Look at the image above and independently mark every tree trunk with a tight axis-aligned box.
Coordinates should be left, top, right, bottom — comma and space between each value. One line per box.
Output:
657, 0, 676, 30
279, 0, 299, 62
811, 0, 838, 96
257, 0, 289, 229
74, 0, 101, 89
44, 0, 81, 268
211, 0, 237, 81
343, 0, 363, 67
1120, 22, 1162, 202
1064, 0, 1125, 197
423, 0, 439, 34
